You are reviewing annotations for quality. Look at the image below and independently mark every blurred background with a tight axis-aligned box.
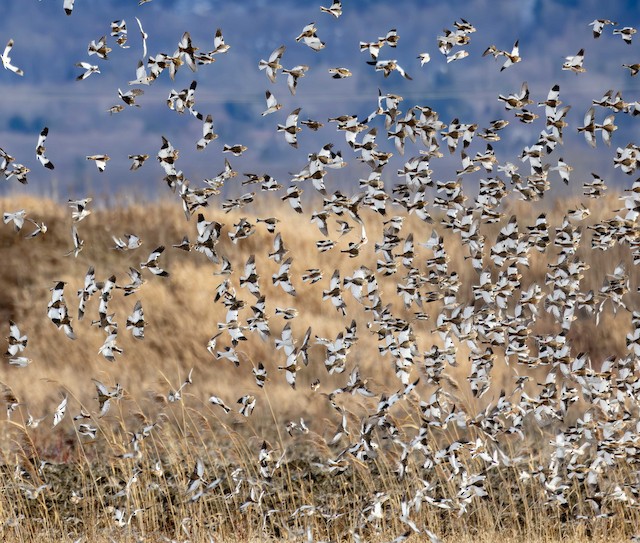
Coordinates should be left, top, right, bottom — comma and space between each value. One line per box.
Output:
0, 0, 639, 200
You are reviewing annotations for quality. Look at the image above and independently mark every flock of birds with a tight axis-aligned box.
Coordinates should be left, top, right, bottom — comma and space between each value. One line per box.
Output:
2, 1, 640, 541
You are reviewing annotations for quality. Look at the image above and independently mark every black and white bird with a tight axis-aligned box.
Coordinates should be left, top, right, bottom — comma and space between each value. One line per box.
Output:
86, 154, 110, 172
113, 233, 142, 251
197, 114, 218, 150
259, 45, 286, 83
141, 246, 169, 277
1, 39, 23, 76
5, 321, 27, 360
277, 108, 302, 147
282, 65, 309, 95
295, 22, 325, 51
36, 127, 54, 170
75, 62, 100, 80
65, 225, 84, 257
126, 300, 146, 339
262, 90, 282, 116
320, 0, 342, 18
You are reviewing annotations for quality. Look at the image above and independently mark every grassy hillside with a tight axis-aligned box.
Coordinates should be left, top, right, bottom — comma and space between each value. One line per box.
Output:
0, 192, 637, 542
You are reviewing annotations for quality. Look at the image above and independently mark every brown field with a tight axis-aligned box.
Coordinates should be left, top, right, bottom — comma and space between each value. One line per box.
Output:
0, 191, 638, 542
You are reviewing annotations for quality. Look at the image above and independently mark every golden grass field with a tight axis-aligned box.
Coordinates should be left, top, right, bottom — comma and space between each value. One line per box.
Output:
0, 191, 638, 542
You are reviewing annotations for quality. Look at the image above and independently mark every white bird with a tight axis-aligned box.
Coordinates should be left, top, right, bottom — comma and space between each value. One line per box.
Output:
562, 48, 585, 73
295, 22, 325, 51
36, 127, 54, 170
367, 59, 412, 79
320, 0, 342, 18
86, 154, 110, 172
88, 36, 111, 59
141, 246, 169, 277
3, 210, 26, 232
5, 321, 27, 358
258, 45, 286, 83
113, 233, 142, 251
75, 62, 100, 81
128, 154, 149, 170
282, 65, 309, 95
1, 39, 23, 76
418, 53, 431, 66
126, 300, 146, 339
276, 108, 302, 147
262, 90, 282, 116
197, 114, 218, 150
52, 396, 68, 427
65, 225, 84, 257
135, 17, 148, 59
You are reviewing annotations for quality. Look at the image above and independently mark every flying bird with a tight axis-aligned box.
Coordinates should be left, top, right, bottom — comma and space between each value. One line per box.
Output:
75, 62, 100, 80
258, 45, 286, 83
141, 246, 169, 277
262, 90, 282, 116
36, 127, 54, 170
277, 108, 302, 147
320, 0, 342, 18
86, 154, 110, 172
1, 39, 24, 76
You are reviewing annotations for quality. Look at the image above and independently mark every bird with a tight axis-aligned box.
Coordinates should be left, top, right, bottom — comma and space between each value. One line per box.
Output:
577, 107, 597, 147
367, 59, 412, 79
320, 0, 342, 18
613, 26, 637, 44
328, 67, 352, 78
68, 197, 92, 223
177, 31, 198, 72
323, 270, 347, 315
128, 154, 149, 170
589, 19, 617, 38
223, 144, 248, 156
295, 22, 325, 51
36, 127, 54, 170
75, 61, 100, 80
65, 225, 84, 257
140, 246, 169, 277
262, 90, 282, 116
417, 53, 431, 66
276, 108, 302, 147
47, 281, 76, 339
596, 114, 617, 146
86, 154, 110, 172
118, 88, 144, 107
1, 39, 23, 76
88, 36, 111, 59
562, 49, 585, 73
282, 65, 309, 95
5, 321, 27, 359
447, 50, 469, 63
210, 28, 230, 55
281, 186, 303, 213
272, 257, 296, 296
197, 114, 218, 150
3, 210, 26, 232
135, 16, 148, 59
258, 45, 286, 83
501, 40, 521, 71
63, 0, 75, 15
113, 233, 142, 251
126, 300, 146, 339
52, 396, 68, 427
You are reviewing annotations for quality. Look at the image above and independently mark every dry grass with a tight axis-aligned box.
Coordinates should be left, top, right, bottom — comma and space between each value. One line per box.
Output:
0, 192, 638, 542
